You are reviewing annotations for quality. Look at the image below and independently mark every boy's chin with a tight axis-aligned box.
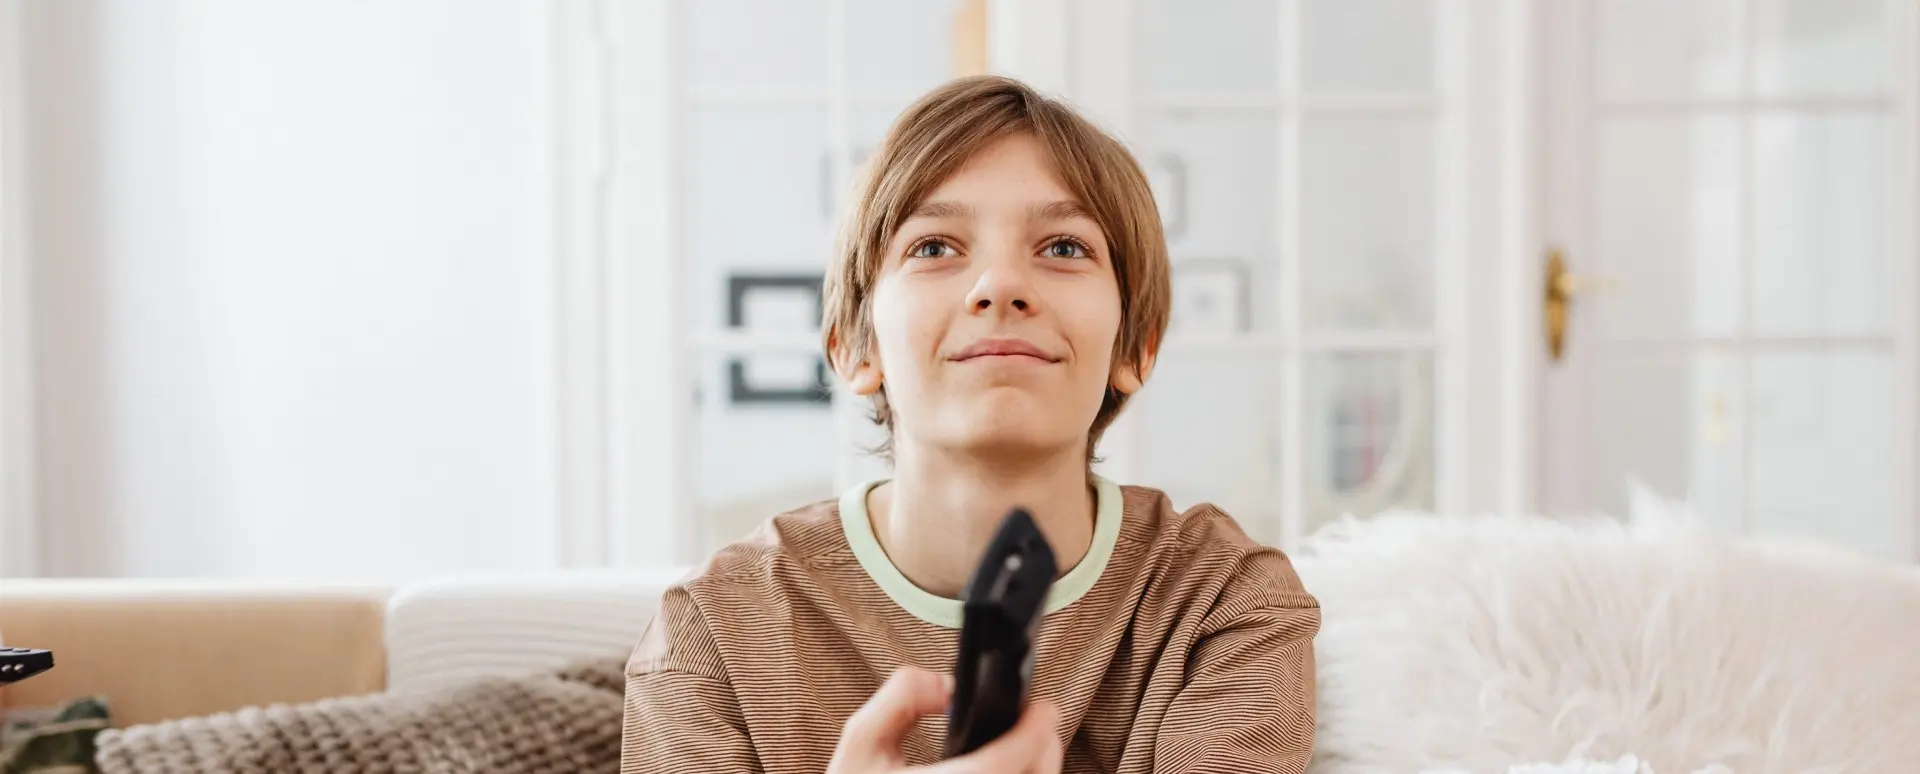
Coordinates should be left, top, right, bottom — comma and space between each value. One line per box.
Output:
937, 400, 1091, 459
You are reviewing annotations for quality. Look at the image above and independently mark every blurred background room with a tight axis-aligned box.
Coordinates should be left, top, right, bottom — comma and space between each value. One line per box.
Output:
0, 0, 1913, 583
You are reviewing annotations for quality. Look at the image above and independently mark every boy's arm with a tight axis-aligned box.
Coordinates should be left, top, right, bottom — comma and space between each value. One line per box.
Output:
1154, 548, 1321, 774
621, 587, 762, 774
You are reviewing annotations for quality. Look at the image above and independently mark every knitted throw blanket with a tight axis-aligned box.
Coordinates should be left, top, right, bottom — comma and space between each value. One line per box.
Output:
90, 659, 625, 774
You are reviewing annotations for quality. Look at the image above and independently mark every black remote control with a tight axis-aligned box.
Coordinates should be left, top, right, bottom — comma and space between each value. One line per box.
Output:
944, 508, 1057, 758
0, 647, 54, 685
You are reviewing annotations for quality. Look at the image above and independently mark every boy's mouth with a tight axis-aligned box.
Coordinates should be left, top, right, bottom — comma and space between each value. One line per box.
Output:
950, 338, 1060, 363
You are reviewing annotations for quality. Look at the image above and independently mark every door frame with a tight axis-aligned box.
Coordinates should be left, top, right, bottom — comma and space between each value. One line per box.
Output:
1462, 0, 1546, 519
543, 0, 690, 568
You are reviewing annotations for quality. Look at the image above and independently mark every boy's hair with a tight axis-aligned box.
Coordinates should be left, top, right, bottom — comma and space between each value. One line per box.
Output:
821, 75, 1171, 462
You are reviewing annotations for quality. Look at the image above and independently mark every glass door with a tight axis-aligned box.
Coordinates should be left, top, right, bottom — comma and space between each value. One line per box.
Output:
1045, 0, 1475, 550
1539, 0, 1919, 560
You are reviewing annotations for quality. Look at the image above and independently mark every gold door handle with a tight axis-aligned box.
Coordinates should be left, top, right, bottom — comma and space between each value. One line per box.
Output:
1544, 249, 1614, 361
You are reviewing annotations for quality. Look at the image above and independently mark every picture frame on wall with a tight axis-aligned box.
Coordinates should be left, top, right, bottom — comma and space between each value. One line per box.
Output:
1170, 258, 1249, 335
726, 273, 831, 406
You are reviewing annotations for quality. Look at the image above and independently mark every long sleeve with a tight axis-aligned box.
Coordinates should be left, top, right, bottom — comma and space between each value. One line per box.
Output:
1152, 547, 1321, 774
621, 586, 762, 774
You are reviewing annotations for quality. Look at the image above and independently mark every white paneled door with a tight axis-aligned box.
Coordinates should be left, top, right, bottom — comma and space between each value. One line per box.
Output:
1540, 0, 1919, 561
1006, 0, 1475, 551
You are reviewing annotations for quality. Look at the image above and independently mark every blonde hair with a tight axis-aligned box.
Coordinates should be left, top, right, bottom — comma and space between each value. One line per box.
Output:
821, 75, 1171, 462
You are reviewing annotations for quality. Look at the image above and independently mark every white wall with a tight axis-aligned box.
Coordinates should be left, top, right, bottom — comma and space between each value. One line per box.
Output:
1, 0, 37, 577
23, 0, 556, 580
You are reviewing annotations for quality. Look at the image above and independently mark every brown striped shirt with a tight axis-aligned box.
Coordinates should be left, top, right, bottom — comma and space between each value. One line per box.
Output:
622, 476, 1320, 773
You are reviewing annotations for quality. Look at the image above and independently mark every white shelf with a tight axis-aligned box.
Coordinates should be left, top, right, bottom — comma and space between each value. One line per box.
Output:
687, 331, 822, 354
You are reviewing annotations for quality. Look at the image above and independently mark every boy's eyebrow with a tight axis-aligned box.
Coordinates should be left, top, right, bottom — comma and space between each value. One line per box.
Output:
906, 200, 974, 220
1030, 200, 1093, 222
905, 200, 1093, 222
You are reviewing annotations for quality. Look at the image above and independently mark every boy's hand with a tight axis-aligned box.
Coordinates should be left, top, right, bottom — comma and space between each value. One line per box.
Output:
828, 668, 1063, 774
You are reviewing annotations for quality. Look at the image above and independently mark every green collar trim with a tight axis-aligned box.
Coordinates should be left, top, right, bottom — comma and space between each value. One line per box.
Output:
838, 475, 1124, 629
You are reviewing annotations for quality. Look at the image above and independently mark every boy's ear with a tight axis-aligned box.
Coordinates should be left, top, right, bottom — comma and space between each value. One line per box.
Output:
847, 359, 884, 396
1110, 340, 1157, 395
828, 327, 885, 396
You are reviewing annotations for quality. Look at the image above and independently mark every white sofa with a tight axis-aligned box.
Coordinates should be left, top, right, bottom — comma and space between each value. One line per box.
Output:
5, 510, 1917, 773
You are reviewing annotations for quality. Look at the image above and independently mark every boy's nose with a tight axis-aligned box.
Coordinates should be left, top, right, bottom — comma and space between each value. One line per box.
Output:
965, 255, 1035, 315
973, 295, 1031, 313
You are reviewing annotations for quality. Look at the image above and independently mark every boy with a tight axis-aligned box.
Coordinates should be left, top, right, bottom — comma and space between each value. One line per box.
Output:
624, 75, 1319, 774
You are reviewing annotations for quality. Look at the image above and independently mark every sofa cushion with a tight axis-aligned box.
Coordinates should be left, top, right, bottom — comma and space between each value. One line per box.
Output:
382, 568, 685, 694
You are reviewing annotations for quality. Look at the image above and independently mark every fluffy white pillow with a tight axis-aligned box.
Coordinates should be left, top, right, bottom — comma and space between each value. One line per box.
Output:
1295, 508, 1920, 774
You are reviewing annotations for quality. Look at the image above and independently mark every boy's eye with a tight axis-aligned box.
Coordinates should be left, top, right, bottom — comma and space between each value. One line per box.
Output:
1043, 239, 1090, 259
909, 239, 956, 259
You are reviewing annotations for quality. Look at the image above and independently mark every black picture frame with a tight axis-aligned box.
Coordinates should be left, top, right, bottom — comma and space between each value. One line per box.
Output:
726, 273, 832, 406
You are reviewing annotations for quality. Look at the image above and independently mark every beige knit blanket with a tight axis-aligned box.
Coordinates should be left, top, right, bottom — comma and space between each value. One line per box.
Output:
91, 659, 625, 774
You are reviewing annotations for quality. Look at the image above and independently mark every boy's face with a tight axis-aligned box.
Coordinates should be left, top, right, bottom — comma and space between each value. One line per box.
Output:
847, 132, 1141, 460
